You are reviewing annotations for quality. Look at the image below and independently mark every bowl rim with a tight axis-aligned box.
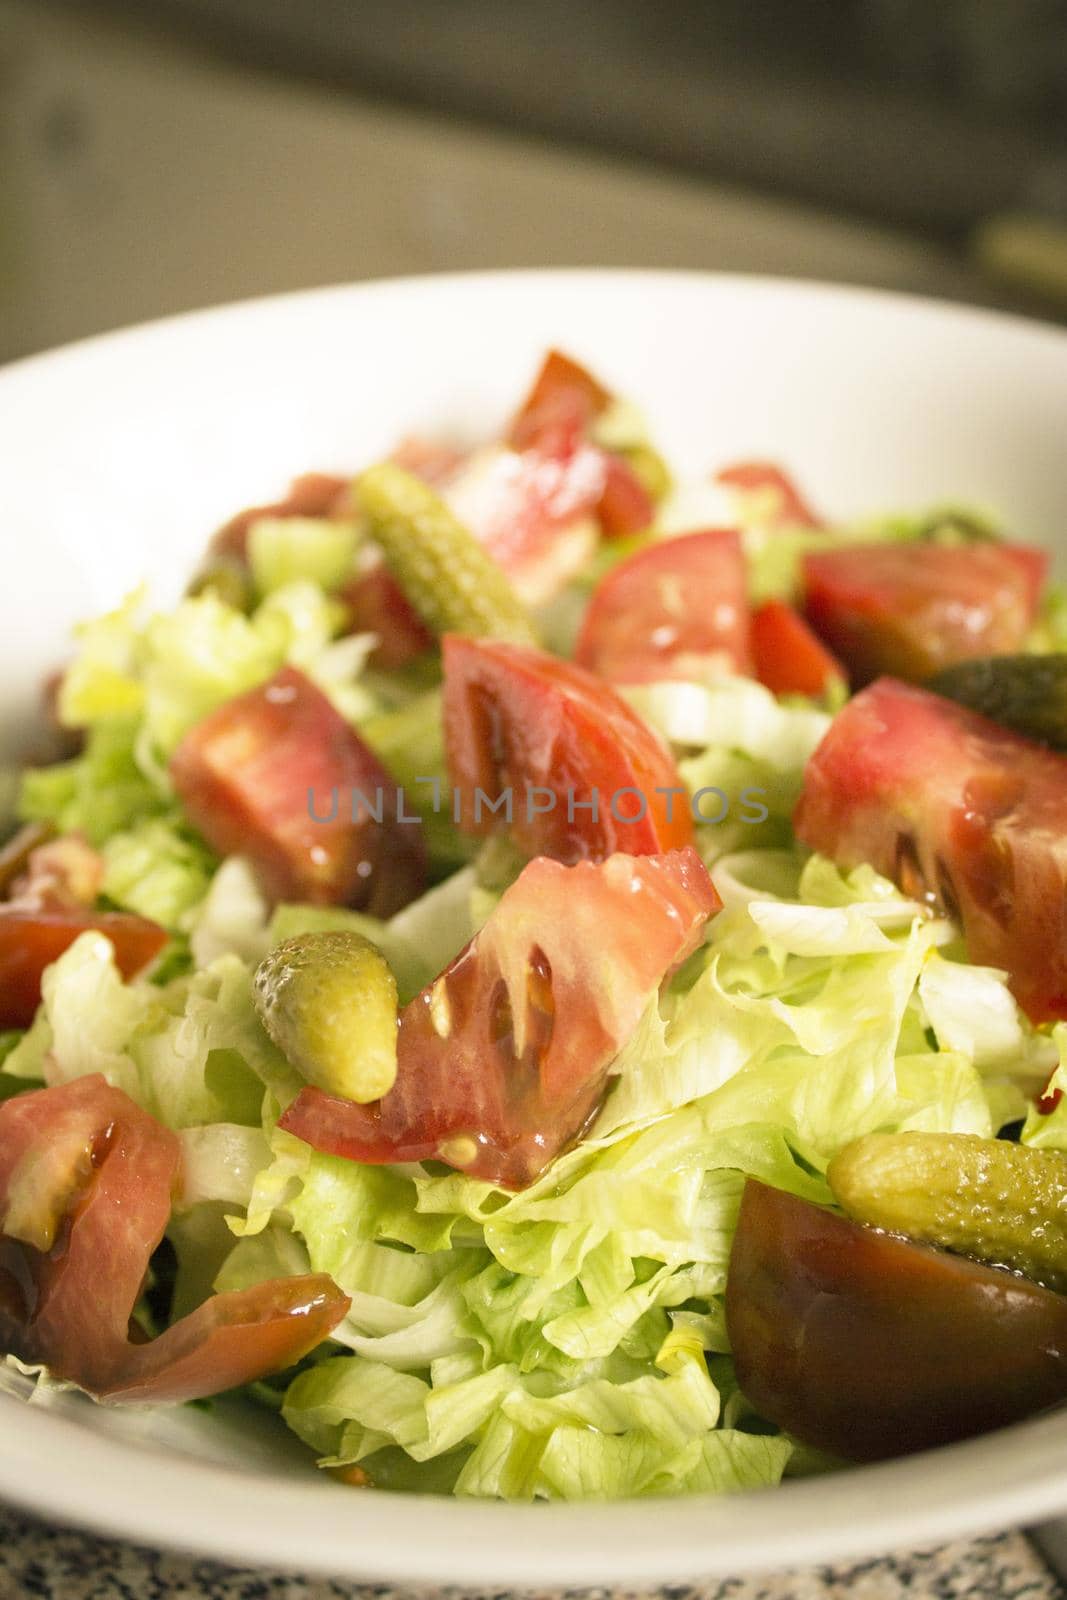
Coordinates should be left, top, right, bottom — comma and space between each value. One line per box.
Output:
4, 265, 1067, 393
4, 1389, 1067, 1585
3, 267, 1067, 1586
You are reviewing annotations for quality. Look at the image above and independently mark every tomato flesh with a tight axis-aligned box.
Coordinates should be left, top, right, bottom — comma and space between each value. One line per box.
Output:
509, 349, 611, 456
338, 562, 435, 670
597, 453, 656, 538
750, 600, 844, 697
794, 677, 1067, 1022
0, 910, 167, 1029
280, 848, 720, 1188
575, 530, 752, 685
726, 1179, 1067, 1461
170, 665, 425, 914
803, 542, 1048, 686
0, 1075, 350, 1401
443, 636, 695, 860
509, 348, 659, 544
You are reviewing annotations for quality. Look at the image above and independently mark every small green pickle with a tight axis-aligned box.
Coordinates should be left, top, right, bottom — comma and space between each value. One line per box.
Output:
828, 1130, 1067, 1294
253, 931, 398, 1104
357, 463, 537, 645
929, 654, 1067, 752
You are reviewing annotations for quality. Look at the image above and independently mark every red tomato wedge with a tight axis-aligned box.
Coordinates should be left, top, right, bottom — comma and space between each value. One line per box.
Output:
443, 636, 695, 860
595, 452, 656, 538
0, 910, 167, 1029
575, 530, 752, 684
508, 349, 656, 544
794, 677, 1067, 1022
0, 1075, 349, 1401
750, 600, 844, 698
280, 848, 720, 1188
802, 541, 1049, 686
338, 562, 435, 670
726, 1179, 1067, 1461
509, 349, 611, 455
715, 461, 820, 528
170, 665, 425, 915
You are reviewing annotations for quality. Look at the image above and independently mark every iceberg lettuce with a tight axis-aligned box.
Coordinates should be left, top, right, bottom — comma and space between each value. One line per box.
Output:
257, 848, 1037, 1498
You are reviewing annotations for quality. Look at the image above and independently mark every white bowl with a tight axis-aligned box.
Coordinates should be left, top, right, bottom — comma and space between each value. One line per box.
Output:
1, 270, 1066, 1587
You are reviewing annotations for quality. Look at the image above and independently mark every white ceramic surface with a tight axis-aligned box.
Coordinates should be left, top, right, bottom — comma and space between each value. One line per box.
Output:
1, 270, 1066, 1587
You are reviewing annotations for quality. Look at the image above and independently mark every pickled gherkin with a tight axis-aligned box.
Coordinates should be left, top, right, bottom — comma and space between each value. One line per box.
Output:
828, 1131, 1067, 1294
929, 654, 1067, 752
253, 931, 398, 1104
357, 463, 537, 645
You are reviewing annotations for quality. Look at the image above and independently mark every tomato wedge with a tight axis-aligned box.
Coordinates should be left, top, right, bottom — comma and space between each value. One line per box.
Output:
509, 349, 611, 456
750, 600, 844, 698
280, 848, 719, 1188
715, 461, 820, 528
794, 677, 1067, 1022
575, 530, 751, 684
170, 665, 425, 915
802, 541, 1048, 686
596, 452, 656, 538
508, 349, 656, 542
443, 636, 695, 860
0, 910, 167, 1029
0, 1076, 349, 1401
338, 562, 435, 670
726, 1179, 1067, 1461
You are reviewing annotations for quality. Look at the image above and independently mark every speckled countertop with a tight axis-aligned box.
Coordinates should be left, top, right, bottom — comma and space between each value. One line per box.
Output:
0, 1509, 1064, 1600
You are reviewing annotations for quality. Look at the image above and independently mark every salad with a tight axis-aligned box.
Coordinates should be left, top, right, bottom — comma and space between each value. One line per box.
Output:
3, 347, 1067, 1500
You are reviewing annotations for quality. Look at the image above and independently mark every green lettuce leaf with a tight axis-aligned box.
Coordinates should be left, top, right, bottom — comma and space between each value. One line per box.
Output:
4, 934, 296, 1128
248, 516, 359, 597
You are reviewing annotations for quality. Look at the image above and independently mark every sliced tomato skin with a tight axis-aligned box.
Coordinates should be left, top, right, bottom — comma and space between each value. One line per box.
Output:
170, 665, 425, 915
575, 530, 751, 684
508, 349, 658, 545
443, 636, 695, 860
802, 542, 1049, 686
338, 562, 435, 670
280, 848, 720, 1188
509, 349, 611, 455
794, 677, 1067, 1022
715, 461, 820, 528
1001, 545, 1049, 610
0, 910, 167, 1029
750, 600, 844, 698
726, 1179, 1067, 1461
597, 453, 656, 538
0, 1075, 349, 1401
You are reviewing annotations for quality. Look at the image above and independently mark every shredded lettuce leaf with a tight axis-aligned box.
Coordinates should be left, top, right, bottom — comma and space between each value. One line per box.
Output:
4, 933, 296, 1128
247, 516, 360, 598
5, 477, 1058, 1504
235, 844, 1040, 1498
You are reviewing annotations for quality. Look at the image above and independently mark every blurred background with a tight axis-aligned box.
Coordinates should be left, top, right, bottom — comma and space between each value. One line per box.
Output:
2, 0, 1067, 364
